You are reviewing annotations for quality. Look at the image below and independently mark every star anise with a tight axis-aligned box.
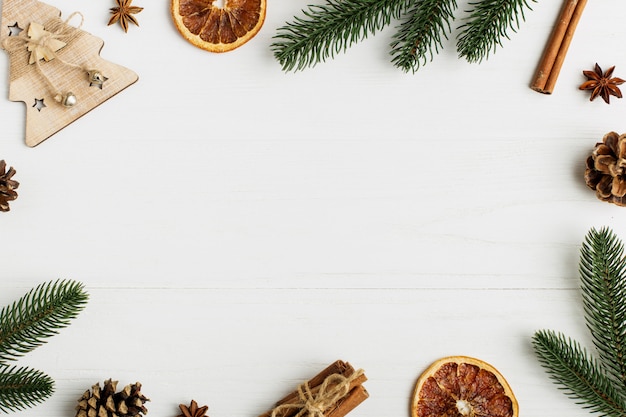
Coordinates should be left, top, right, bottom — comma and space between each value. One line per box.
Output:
108, 0, 143, 33
177, 400, 209, 417
579, 63, 625, 104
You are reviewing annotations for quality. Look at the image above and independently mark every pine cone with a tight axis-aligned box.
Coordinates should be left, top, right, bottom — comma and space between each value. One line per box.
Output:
0, 160, 19, 212
76, 379, 149, 417
585, 131, 626, 206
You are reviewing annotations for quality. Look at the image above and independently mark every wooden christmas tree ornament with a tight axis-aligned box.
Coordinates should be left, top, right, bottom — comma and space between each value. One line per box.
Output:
1, 0, 138, 147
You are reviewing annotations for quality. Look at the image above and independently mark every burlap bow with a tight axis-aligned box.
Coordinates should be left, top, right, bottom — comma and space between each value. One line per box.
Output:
24, 22, 66, 64
1, 13, 83, 64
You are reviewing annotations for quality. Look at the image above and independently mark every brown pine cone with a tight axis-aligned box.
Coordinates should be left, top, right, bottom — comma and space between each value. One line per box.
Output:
585, 131, 626, 206
76, 379, 149, 417
0, 160, 18, 212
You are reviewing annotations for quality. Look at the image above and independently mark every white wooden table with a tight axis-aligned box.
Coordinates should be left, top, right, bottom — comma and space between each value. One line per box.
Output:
1, 1, 625, 417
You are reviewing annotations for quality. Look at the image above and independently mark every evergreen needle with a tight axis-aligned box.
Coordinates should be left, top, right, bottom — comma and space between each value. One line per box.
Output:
533, 227, 626, 416
0, 279, 88, 413
271, 0, 410, 72
390, 0, 457, 72
457, 0, 535, 63
273, 0, 535, 71
580, 228, 626, 388
0, 365, 54, 413
532, 330, 626, 416
0, 279, 88, 363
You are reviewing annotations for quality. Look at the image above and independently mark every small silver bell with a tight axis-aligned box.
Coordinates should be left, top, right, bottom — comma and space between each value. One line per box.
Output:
87, 69, 107, 89
61, 92, 77, 107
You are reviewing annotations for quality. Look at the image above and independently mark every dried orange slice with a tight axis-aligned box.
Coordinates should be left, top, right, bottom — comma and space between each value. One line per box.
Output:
170, 0, 266, 52
411, 356, 518, 417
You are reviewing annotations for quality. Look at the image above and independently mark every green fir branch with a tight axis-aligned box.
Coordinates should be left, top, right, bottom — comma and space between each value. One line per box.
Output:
0, 279, 88, 363
0, 365, 53, 413
533, 228, 626, 416
532, 330, 626, 416
272, 0, 535, 71
456, 0, 535, 63
390, 0, 458, 73
271, 0, 410, 72
0, 279, 88, 412
580, 228, 626, 389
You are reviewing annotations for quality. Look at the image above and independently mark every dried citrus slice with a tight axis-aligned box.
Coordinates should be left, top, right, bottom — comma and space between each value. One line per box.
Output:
411, 356, 518, 417
170, 0, 266, 52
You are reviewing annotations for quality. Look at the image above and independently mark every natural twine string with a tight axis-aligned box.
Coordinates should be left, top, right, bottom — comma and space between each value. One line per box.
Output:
2, 12, 85, 103
270, 369, 364, 417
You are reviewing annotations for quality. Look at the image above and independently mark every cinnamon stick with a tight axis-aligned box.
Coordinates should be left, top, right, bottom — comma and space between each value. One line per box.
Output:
325, 385, 369, 417
531, 0, 588, 94
276, 365, 367, 410
272, 361, 351, 410
259, 360, 367, 417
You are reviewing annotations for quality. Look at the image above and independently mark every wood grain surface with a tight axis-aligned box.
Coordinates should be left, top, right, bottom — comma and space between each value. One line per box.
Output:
1, 1, 625, 417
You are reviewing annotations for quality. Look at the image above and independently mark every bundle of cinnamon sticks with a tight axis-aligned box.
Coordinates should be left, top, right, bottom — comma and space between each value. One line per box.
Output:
531, 0, 588, 94
260, 360, 368, 417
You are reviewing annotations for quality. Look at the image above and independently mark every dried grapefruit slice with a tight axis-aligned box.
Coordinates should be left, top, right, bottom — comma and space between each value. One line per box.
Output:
171, 0, 266, 52
411, 356, 518, 417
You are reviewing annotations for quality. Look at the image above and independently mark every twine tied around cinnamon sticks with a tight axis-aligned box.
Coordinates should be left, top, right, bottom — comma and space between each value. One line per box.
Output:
270, 370, 365, 417
261, 360, 368, 417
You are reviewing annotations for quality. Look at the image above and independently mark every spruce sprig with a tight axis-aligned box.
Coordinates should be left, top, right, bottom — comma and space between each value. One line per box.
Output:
580, 228, 626, 388
0, 365, 54, 413
533, 228, 626, 416
273, 0, 535, 72
0, 280, 88, 362
533, 330, 626, 416
457, 0, 534, 63
390, 0, 458, 73
0, 279, 88, 412
271, 0, 410, 72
